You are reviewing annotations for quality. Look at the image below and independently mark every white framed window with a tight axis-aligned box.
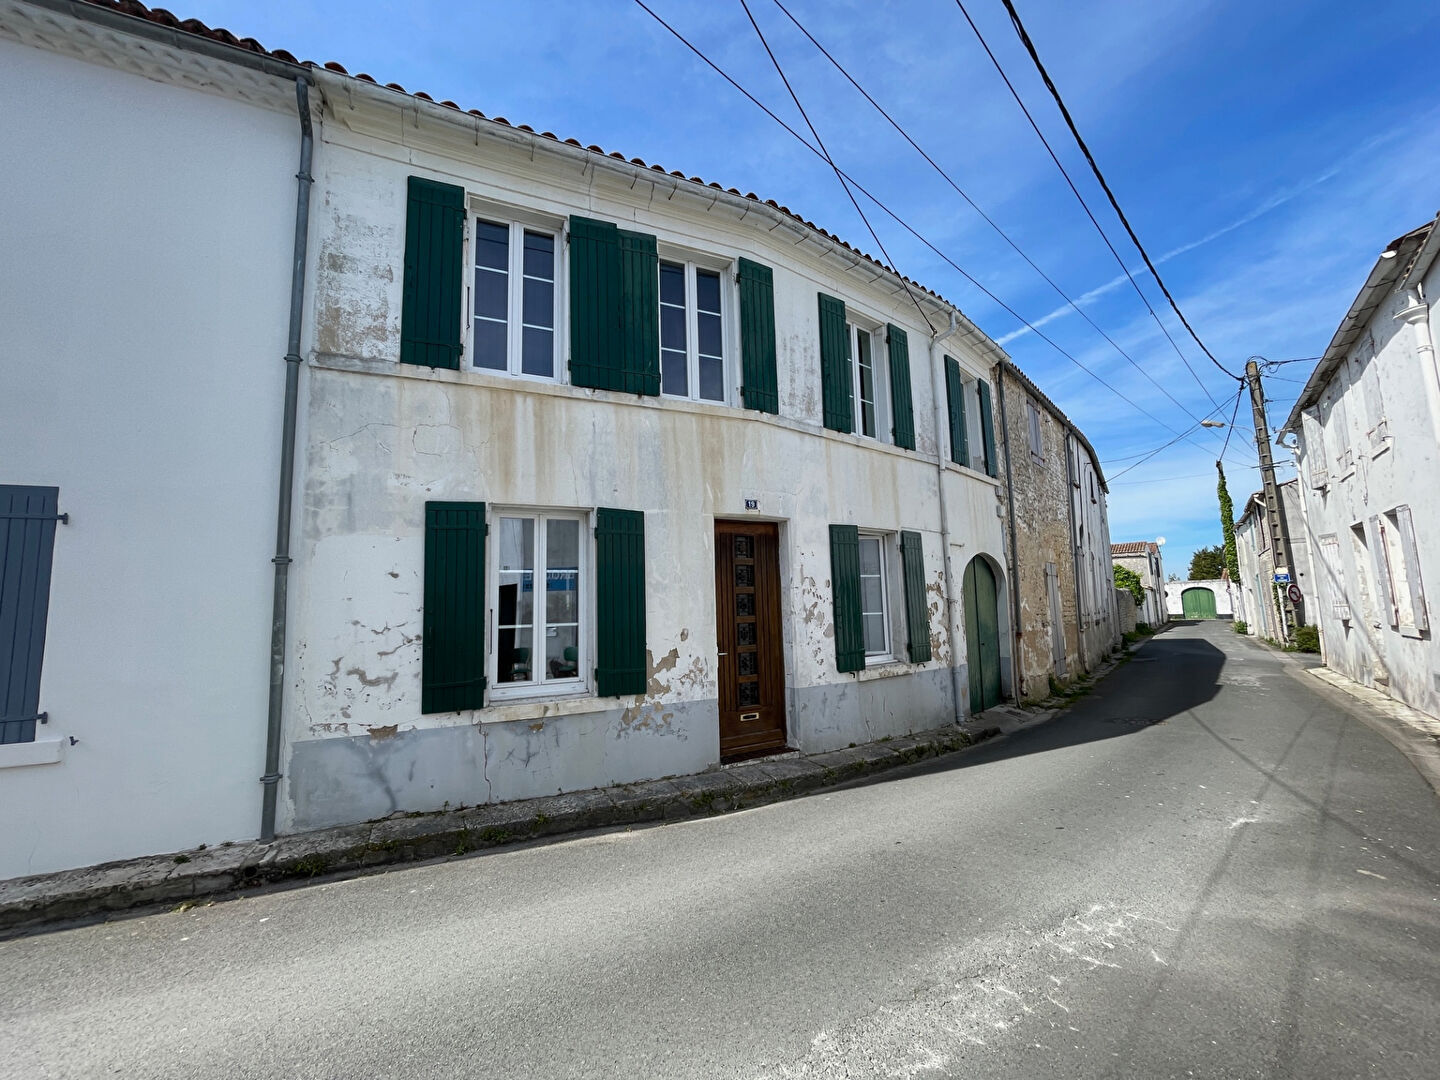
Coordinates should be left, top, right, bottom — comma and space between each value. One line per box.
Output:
848, 319, 888, 441
491, 510, 588, 698
471, 215, 562, 380
858, 532, 892, 660
659, 259, 728, 403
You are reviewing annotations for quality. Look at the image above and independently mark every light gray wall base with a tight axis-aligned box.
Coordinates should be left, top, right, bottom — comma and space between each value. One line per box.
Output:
286, 699, 721, 832
789, 666, 955, 754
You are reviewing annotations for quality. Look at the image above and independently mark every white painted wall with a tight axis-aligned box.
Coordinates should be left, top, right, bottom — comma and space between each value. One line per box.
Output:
277, 89, 1013, 830
0, 33, 299, 877
1292, 271, 1440, 717
1070, 436, 1119, 664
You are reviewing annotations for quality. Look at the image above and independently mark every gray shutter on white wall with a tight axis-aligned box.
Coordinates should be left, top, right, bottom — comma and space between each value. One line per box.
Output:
1, 486, 62, 745
1394, 506, 1428, 631
1365, 516, 1397, 627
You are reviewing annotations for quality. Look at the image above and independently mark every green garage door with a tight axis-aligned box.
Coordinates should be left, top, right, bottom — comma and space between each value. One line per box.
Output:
1181, 587, 1217, 620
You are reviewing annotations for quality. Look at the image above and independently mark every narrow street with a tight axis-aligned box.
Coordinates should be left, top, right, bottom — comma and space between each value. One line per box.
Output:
4, 621, 1438, 1080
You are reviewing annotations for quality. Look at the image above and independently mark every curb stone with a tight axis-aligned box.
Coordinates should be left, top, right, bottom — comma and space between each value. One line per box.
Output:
0, 724, 994, 936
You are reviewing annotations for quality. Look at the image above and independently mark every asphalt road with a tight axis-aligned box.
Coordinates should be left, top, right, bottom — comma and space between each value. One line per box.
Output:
4, 621, 1439, 1079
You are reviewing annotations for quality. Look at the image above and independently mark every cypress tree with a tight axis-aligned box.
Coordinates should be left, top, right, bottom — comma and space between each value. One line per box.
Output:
1217, 462, 1239, 580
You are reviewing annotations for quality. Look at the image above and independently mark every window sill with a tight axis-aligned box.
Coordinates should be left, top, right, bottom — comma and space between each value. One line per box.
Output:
479, 689, 624, 724
856, 660, 914, 682
0, 736, 65, 769
1399, 625, 1426, 640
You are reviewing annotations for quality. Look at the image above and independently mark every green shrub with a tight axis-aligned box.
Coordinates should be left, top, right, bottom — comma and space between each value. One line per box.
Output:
1293, 624, 1320, 653
1135, 622, 1156, 636
1233, 620, 1247, 634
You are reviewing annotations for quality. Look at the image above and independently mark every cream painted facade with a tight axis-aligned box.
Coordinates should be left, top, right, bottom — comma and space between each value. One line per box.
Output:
1281, 216, 1439, 719
1233, 483, 1311, 640
276, 70, 1028, 830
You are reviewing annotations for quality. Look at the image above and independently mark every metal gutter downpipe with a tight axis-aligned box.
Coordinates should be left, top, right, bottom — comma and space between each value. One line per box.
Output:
996, 363, 1022, 698
1064, 435, 1085, 673
260, 77, 315, 842
925, 313, 964, 721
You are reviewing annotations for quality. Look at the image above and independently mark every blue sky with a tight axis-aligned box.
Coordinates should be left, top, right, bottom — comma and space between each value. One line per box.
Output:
185, 0, 1440, 579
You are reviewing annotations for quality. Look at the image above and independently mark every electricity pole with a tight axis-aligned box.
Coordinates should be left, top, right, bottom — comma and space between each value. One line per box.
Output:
1245, 358, 1296, 636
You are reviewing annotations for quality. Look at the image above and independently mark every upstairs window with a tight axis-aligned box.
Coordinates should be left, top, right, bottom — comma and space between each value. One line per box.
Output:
659, 261, 727, 403
849, 321, 887, 441
472, 218, 560, 380
1027, 400, 1044, 459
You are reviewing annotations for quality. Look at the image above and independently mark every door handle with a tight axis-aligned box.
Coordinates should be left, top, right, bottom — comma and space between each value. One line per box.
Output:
718, 652, 728, 656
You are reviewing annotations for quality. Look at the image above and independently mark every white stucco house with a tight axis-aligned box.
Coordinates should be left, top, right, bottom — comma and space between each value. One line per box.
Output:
1280, 215, 1439, 718
1111, 541, 1167, 629
1, 0, 1113, 878
1232, 481, 1311, 640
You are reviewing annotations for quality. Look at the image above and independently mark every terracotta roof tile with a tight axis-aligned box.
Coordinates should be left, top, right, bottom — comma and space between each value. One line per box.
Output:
1110, 542, 1154, 556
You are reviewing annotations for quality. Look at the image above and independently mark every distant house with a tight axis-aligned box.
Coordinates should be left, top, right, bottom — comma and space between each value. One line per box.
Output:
1111, 542, 1167, 628
1232, 481, 1310, 640
1279, 214, 1438, 718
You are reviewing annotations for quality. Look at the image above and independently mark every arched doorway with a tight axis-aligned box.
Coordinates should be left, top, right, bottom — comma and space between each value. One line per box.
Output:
963, 556, 1002, 713
1181, 586, 1217, 619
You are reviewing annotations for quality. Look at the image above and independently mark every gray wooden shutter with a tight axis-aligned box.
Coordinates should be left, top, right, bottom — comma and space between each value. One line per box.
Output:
1394, 505, 1428, 631
900, 530, 931, 663
944, 356, 967, 465
886, 324, 916, 450
400, 176, 466, 369
818, 293, 852, 433
595, 508, 647, 696
738, 258, 779, 414
829, 524, 865, 672
1, 486, 60, 745
1365, 516, 1397, 627
978, 378, 999, 477
422, 502, 487, 713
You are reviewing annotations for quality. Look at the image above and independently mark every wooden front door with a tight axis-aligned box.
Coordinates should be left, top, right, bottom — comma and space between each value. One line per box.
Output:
715, 521, 787, 759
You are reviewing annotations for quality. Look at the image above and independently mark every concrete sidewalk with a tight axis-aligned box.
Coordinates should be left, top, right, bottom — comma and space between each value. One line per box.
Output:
1303, 665, 1440, 796
0, 724, 997, 935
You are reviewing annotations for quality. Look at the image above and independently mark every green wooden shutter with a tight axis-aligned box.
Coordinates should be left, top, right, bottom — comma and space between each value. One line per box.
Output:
569, 216, 623, 390
401, 176, 465, 370
900, 530, 931, 663
818, 293, 852, 433
829, 524, 865, 673
738, 258, 778, 413
886, 324, 915, 450
568, 216, 659, 395
422, 502, 487, 714
595, 508, 647, 696
978, 378, 999, 478
944, 356, 968, 465
618, 229, 661, 395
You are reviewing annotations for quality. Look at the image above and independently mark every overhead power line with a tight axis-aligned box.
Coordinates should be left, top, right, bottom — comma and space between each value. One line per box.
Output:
765, 0, 1227, 447
1108, 381, 1248, 482
631, 0, 1227, 455
952, 0, 1232, 409
995, 0, 1240, 384
737, 0, 932, 330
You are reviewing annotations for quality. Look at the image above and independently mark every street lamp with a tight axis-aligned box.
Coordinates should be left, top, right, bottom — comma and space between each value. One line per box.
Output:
1199, 419, 1227, 427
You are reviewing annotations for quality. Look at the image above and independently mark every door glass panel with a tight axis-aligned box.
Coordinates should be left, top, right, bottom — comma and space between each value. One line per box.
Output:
734, 536, 753, 558
737, 622, 756, 646
736, 593, 755, 617
497, 517, 535, 684
738, 682, 760, 706
738, 652, 757, 676
736, 563, 754, 588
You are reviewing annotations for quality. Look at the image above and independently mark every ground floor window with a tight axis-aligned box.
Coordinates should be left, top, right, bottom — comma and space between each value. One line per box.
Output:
493, 512, 585, 693
858, 533, 892, 659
